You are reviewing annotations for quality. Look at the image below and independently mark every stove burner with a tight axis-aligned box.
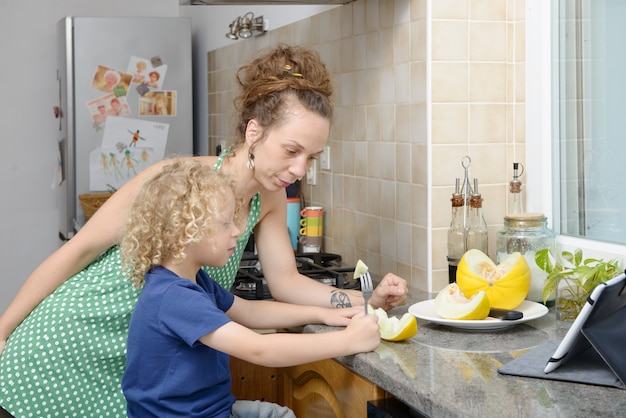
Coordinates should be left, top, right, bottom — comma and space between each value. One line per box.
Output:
231, 252, 359, 300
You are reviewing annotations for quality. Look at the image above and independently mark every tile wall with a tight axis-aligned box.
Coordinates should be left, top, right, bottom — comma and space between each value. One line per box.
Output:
207, 0, 525, 292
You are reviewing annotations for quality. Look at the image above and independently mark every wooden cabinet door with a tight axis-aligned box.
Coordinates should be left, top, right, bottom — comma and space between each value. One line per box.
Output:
280, 359, 384, 418
230, 357, 279, 403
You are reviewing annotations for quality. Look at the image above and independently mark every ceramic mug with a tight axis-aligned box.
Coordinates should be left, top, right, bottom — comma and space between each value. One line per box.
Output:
300, 206, 323, 218
300, 217, 323, 227
301, 244, 321, 253
299, 225, 323, 237
298, 235, 322, 246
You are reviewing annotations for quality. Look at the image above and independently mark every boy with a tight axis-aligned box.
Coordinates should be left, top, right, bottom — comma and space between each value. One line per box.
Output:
119, 159, 380, 418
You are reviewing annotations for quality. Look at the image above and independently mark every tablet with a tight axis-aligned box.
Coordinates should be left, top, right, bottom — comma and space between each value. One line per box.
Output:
544, 271, 626, 386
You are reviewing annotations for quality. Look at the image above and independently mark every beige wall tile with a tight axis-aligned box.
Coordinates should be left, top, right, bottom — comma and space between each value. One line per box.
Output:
380, 179, 397, 219
431, 227, 449, 270
207, 0, 526, 290
432, 62, 469, 103
411, 183, 427, 227
412, 224, 428, 269
432, 103, 468, 145
469, 104, 507, 144
411, 143, 428, 185
396, 143, 411, 183
432, 186, 455, 229
432, 20, 468, 61
411, 103, 428, 144
431, 270, 450, 293
393, 21, 411, 64
471, 0, 507, 21
410, 19, 427, 62
470, 22, 507, 62
432, 0, 469, 20
396, 180, 412, 223
467, 143, 507, 184
431, 145, 470, 187
469, 63, 507, 102
395, 103, 411, 142
409, 0, 425, 21
396, 220, 412, 264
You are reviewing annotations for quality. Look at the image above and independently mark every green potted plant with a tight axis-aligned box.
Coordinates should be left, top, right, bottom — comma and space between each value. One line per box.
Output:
535, 247, 621, 323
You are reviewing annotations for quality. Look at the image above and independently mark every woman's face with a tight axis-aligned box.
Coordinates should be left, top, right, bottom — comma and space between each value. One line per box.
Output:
250, 104, 330, 191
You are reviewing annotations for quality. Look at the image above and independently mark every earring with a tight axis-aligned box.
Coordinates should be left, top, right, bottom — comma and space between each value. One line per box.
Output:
247, 150, 255, 170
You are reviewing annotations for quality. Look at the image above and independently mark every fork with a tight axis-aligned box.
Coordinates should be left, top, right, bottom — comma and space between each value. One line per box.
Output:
359, 271, 373, 315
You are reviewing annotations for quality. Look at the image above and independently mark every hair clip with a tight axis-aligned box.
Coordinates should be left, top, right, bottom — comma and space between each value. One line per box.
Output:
283, 65, 302, 77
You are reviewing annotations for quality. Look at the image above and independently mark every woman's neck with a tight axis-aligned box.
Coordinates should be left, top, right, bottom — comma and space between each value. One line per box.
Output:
220, 147, 262, 203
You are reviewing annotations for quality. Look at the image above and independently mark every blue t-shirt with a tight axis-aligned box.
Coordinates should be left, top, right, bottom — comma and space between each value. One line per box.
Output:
122, 266, 236, 418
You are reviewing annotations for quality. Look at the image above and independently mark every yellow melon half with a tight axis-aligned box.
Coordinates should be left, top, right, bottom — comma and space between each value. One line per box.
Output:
434, 283, 490, 320
456, 249, 531, 310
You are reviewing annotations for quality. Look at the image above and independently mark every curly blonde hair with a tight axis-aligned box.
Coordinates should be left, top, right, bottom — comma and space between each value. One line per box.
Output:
120, 158, 238, 288
232, 43, 333, 148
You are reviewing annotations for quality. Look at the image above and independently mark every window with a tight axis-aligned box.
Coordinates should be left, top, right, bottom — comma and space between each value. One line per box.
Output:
526, 0, 626, 256
555, 0, 626, 245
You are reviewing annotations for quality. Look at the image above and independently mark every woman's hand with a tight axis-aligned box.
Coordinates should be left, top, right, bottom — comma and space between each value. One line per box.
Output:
369, 273, 408, 311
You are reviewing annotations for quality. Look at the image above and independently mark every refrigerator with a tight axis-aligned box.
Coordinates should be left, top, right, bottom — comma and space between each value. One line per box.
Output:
56, 16, 193, 240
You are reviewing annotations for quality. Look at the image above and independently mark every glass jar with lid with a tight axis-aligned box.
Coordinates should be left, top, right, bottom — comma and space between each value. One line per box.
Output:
496, 213, 555, 303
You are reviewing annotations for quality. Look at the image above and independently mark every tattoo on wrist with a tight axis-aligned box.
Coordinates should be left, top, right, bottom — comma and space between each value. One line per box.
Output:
330, 290, 352, 308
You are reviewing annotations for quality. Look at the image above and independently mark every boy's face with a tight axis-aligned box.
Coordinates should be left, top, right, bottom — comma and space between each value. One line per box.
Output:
189, 190, 240, 268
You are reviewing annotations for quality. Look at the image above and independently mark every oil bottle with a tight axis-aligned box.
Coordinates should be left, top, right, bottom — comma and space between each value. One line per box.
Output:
465, 179, 488, 254
447, 179, 465, 283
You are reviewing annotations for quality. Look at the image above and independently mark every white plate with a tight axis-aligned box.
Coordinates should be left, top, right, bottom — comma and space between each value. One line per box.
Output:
408, 300, 549, 331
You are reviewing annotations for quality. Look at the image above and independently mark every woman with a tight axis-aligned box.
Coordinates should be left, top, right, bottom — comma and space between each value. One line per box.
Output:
0, 44, 407, 418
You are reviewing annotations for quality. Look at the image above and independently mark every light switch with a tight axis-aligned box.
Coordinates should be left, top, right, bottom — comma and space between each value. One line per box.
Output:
307, 161, 317, 185
320, 146, 330, 170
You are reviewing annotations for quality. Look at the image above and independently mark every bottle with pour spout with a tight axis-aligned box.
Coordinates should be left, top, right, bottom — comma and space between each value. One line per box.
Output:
447, 179, 465, 283
508, 162, 524, 214
465, 178, 488, 254
447, 156, 489, 283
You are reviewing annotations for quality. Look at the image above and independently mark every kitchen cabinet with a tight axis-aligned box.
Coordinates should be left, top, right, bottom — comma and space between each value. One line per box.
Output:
280, 358, 385, 418
230, 357, 387, 418
229, 357, 279, 403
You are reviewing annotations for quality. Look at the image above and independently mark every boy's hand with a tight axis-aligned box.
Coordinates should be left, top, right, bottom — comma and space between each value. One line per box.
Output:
344, 312, 380, 353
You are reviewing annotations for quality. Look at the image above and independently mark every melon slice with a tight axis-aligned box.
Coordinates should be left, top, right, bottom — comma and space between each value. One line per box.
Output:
369, 306, 418, 341
353, 259, 369, 279
434, 283, 490, 320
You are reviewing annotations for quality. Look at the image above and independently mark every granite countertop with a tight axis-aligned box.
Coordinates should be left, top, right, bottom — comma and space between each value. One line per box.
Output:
303, 287, 626, 418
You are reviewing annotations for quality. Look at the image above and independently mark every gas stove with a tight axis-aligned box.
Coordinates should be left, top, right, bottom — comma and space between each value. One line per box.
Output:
231, 252, 360, 300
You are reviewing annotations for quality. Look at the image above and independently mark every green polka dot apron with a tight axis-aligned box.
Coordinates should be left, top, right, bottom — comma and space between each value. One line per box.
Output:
0, 151, 261, 417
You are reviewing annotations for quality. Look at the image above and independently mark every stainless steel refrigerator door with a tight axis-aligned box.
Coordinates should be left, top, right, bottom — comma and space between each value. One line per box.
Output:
57, 16, 193, 239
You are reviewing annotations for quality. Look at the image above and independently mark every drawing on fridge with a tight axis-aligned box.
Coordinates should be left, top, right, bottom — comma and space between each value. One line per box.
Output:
56, 16, 193, 240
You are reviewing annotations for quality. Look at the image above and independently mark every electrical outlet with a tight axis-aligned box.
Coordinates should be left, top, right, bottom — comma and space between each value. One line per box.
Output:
306, 161, 317, 185
320, 146, 330, 170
